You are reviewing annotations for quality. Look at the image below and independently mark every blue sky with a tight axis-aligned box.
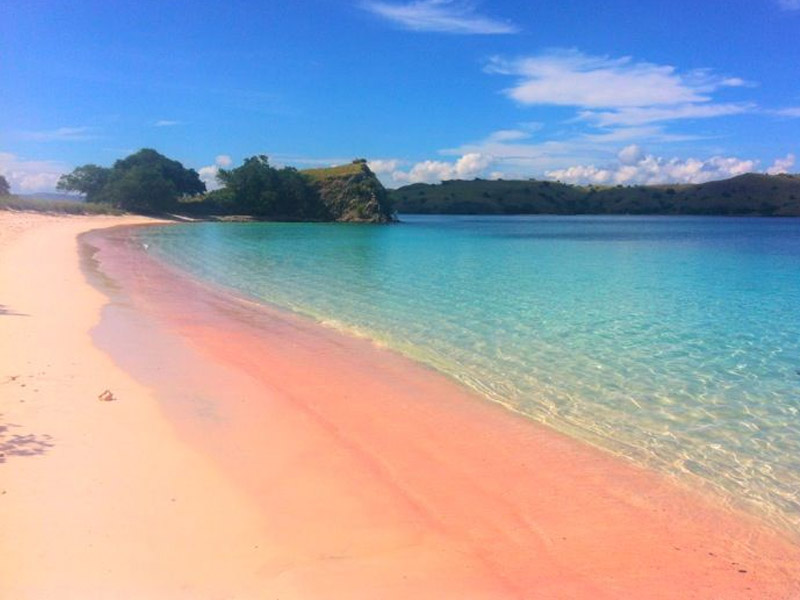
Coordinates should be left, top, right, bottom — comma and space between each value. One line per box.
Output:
2, 0, 799, 192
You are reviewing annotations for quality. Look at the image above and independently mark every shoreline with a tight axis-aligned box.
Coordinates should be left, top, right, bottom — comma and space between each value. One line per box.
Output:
2, 212, 799, 597
113, 216, 800, 539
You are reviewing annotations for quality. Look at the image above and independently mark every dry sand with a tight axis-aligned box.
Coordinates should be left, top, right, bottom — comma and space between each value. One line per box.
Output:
0, 213, 271, 599
2, 211, 799, 599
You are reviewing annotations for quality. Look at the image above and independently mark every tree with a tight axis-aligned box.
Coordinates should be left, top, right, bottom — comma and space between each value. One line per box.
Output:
103, 165, 179, 212
0, 175, 10, 196
216, 155, 324, 219
56, 164, 111, 201
217, 155, 274, 215
113, 149, 205, 198
57, 149, 205, 212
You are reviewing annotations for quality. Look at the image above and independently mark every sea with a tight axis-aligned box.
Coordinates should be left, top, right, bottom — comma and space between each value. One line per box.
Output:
136, 215, 800, 535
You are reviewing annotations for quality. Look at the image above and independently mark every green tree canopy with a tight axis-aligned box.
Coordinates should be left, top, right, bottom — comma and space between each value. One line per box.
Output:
113, 149, 205, 198
56, 149, 205, 212
216, 155, 322, 218
56, 164, 111, 201
104, 165, 179, 212
0, 174, 10, 196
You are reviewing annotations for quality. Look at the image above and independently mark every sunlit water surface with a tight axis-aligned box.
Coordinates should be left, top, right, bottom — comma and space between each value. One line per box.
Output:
138, 215, 800, 534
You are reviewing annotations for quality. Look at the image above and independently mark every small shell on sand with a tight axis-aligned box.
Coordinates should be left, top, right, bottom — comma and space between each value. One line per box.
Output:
98, 389, 115, 402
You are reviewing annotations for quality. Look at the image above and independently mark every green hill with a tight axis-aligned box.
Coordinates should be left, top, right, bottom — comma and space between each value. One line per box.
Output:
389, 173, 800, 217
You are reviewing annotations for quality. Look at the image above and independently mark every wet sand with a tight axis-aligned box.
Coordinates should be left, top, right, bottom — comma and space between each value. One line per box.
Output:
2, 212, 799, 598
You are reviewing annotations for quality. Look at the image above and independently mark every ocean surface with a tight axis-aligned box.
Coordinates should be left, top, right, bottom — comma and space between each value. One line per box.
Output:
137, 215, 800, 534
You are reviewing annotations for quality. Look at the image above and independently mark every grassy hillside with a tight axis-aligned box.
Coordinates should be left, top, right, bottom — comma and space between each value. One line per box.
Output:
390, 173, 800, 217
303, 162, 366, 181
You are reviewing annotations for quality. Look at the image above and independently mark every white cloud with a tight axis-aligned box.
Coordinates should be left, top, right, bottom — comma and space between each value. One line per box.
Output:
582, 126, 699, 143
376, 153, 494, 185
777, 0, 800, 9
485, 129, 532, 142
154, 120, 181, 127
0, 152, 70, 193
367, 158, 404, 175
18, 127, 96, 142
197, 166, 220, 190
579, 102, 753, 127
485, 49, 755, 144
432, 51, 760, 180
545, 149, 758, 185
442, 125, 694, 176
767, 153, 796, 175
774, 106, 800, 117
362, 0, 518, 34
196, 155, 235, 190
487, 50, 743, 109
617, 144, 645, 165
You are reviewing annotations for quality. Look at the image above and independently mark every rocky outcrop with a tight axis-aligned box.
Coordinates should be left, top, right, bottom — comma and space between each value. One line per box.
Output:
304, 160, 395, 223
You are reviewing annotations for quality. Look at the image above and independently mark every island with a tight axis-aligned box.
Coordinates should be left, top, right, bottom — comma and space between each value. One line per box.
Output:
390, 173, 800, 217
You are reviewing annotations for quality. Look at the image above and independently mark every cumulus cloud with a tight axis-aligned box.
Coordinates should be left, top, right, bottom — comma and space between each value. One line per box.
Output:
443, 126, 690, 176
367, 158, 404, 175
545, 149, 758, 186
214, 154, 232, 167
362, 0, 518, 34
617, 144, 645, 165
0, 152, 70, 193
766, 153, 796, 175
17, 127, 96, 142
197, 166, 220, 190
373, 153, 494, 185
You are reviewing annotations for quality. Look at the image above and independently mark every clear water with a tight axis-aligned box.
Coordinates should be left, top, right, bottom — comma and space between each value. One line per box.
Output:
138, 215, 800, 533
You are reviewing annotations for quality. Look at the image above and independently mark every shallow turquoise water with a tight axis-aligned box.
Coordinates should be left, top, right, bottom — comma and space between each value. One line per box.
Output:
139, 215, 800, 533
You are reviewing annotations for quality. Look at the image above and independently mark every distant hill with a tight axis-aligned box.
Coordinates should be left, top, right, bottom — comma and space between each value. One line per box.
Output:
389, 173, 800, 217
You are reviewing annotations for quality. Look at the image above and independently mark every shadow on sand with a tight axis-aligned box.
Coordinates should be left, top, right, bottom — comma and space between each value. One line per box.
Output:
0, 418, 54, 463
0, 304, 29, 317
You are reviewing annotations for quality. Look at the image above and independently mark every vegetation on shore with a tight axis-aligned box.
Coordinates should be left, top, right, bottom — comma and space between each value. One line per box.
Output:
0, 195, 123, 215
390, 173, 800, 216
50, 150, 394, 222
